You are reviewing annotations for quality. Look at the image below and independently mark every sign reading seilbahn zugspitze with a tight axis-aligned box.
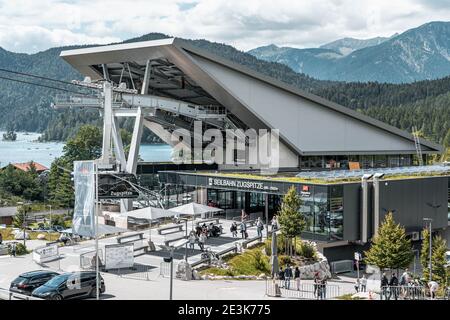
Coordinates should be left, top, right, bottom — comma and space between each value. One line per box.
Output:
208, 177, 279, 192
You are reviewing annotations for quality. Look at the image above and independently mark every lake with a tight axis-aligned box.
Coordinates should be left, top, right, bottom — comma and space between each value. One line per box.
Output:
0, 131, 172, 168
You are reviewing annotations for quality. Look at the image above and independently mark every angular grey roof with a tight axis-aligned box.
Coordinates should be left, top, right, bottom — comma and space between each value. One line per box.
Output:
60, 38, 443, 154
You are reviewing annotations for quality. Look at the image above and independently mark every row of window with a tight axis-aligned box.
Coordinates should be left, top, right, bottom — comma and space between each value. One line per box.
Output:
300, 154, 414, 169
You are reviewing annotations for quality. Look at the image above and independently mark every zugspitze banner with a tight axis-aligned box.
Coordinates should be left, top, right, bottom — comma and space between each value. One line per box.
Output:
73, 161, 96, 237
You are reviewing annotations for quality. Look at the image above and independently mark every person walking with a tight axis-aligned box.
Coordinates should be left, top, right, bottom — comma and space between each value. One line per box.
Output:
313, 272, 320, 298
388, 273, 399, 300
10, 242, 16, 257
321, 277, 327, 299
428, 281, 439, 300
240, 221, 247, 239
188, 231, 197, 251
230, 221, 238, 237
278, 267, 285, 288
294, 266, 301, 291
354, 278, 360, 293
0, 233, 3, 245
198, 232, 207, 251
381, 272, 389, 300
360, 275, 367, 292
284, 264, 293, 290
271, 215, 278, 232
256, 217, 264, 237
241, 209, 248, 221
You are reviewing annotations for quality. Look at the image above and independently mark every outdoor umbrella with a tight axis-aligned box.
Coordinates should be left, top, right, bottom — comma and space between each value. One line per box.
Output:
270, 231, 279, 278
62, 224, 129, 236
172, 202, 223, 229
120, 206, 183, 241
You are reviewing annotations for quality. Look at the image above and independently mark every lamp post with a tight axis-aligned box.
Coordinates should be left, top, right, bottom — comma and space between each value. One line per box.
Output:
425, 202, 440, 283
423, 217, 433, 283
163, 249, 175, 300
48, 204, 52, 229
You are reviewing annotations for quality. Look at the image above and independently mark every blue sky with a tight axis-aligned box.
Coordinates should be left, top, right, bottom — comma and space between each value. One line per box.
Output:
0, 0, 449, 53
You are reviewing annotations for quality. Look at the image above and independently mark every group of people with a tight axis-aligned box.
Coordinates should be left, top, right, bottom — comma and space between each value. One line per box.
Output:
229, 211, 265, 240
354, 275, 368, 292
277, 264, 302, 291
190, 222, 223, 252
380, 269, 437, 300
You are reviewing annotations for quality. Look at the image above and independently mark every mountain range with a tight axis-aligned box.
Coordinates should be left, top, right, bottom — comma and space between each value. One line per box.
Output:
0, 23, 449, 155
248, 21, 450, 83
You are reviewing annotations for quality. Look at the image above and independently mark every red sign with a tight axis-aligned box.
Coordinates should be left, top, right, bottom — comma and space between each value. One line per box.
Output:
302, 185, 309, 192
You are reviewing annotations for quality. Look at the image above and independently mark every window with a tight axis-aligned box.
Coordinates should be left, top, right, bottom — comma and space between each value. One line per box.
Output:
329, 185, 344, 240
373, 155, 387, 168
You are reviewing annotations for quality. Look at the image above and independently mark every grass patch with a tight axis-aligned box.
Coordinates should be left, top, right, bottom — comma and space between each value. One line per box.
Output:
0, 227, 60, 241
200, 244, 270, 277
336, 294, 366, 300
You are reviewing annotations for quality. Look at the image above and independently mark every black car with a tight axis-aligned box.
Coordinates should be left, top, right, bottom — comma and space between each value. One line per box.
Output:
31, 271, 105, 300
10, 270, 60, 296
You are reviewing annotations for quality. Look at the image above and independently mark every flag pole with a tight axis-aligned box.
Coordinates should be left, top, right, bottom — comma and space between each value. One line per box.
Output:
95, 161, 100, 300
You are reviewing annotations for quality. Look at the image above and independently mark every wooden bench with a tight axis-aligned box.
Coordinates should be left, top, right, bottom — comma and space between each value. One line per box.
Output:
216, 245, 238, 258
116, 232, 148, 256
164, 235, 187, 247
190, 257, 210, 268
242, 234, 262, 249
195, 218, 220, 226
157, 224, 183, 235
117, 232, 145, 244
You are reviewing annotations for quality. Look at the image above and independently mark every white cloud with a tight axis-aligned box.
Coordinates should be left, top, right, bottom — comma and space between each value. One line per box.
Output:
0, 0, 449, 53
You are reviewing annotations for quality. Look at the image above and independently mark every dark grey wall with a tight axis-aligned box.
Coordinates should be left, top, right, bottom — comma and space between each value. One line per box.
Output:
377, 176, 448, 233
343, 183, 360, 241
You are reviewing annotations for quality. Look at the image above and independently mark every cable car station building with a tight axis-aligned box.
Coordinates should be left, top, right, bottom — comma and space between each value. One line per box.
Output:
60, 38, 450, 261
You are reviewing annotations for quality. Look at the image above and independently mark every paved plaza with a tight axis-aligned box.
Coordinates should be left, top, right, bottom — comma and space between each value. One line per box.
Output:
0, 219, 360, 300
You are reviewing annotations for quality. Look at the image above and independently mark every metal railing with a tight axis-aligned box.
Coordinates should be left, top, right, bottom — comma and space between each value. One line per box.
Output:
380, 285, 426, 300
160, 261, 175, 277
80, 249, 104, 270
106, 263, 152, 281
330, 260, 353, 274
265, 279, 340, 300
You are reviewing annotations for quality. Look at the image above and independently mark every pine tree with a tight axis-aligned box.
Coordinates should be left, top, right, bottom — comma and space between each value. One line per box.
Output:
431, 236, 448, 286
420, 227, 431, 280
277, 186, 305, 256
421, 231, 449, 286
364, 212, 414, 271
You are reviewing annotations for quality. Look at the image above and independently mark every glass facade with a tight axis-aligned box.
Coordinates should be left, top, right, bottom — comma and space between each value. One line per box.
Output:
300, 185, 344, 241
206, 185, 345, 242
300, 154, 413, 170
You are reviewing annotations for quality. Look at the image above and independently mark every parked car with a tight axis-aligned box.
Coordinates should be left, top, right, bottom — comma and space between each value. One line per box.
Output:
31, 271, 105, 300
51, 225, 65, 233
10, 270, 60, 296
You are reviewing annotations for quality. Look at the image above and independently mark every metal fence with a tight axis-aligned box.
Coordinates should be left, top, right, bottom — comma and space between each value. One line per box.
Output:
160, 261, 176, 277
80, 249, 104, 270
265, 279, 340, 300
330, 260, 353, 274
106, 263, 153, 281
380, 285, 426, 300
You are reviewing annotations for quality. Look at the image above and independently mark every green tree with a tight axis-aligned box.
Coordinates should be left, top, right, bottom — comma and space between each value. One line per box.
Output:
431, 236, 448, 286
365, 212, 414, 271
62, 125, 102, 162
421, 229, 449, 286
47, 125, 102, 207
277, 186, 306, 256
420, 227, 431, 279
